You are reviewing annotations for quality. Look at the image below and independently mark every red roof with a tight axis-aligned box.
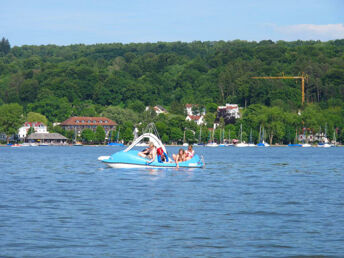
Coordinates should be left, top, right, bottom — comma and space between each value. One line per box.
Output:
185, 104, 193, 108
187, 115, 201, 121
60, 117, 117, 126
24, 122, 45, 127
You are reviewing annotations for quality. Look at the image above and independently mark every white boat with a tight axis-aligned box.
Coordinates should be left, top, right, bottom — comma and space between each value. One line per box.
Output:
205, 142, 218, 147
248, 143, 256, 147
235, 124, 248, 147
302, 143, 312, 147
317, 143, 331, 148
235, 142, 249, 147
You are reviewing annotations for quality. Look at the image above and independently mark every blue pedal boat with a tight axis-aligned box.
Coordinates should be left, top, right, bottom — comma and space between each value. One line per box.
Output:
99, 133, 205, 169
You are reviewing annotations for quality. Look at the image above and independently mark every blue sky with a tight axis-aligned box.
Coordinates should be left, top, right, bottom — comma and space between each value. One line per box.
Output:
2, 0, 343, 46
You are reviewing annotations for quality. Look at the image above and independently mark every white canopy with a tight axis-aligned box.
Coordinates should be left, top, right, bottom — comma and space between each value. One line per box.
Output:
124, 133, 167, 153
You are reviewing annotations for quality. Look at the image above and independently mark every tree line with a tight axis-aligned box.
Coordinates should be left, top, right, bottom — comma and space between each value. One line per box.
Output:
0, 38, 343, 144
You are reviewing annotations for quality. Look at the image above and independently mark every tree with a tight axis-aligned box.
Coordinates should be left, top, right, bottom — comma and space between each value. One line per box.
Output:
101, 106, 138, 126
162, 134, 169, 144
27, 126, 35, 136
0, 103, 23, 143
81, 128, 95, 143
95, 126, 106, 144
206, 103, 218, 113
26, 112, 48, 125
170, 127, 183, 143
122, 127, 134, 143
128, 100, 145, 113
0, 37, 10, 55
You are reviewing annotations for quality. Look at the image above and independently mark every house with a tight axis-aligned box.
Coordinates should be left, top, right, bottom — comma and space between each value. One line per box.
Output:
185, 104, 205, 116
145, 105, 168, 115
26, 133, 67, 144
18, 122, 48, 139
186, 115, 205, 125
60, 116, 117, 136
215, 104, 240, 125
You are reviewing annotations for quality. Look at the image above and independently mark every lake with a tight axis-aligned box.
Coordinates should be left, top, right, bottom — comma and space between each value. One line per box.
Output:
0, 146, 343, 257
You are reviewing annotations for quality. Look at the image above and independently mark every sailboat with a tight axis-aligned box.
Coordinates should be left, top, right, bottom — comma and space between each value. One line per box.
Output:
182, 130, 189, 146
302, 128, 311, 147
218, 129, 227, 147
248, 128, 256, 147
73, 127, 83, 146
317, 124, 331, 148
206, 127, 218, 147
332, 130, 337, 147
227, 128, 234, 146
235, 124, 248, 147
257, 126, 270, 147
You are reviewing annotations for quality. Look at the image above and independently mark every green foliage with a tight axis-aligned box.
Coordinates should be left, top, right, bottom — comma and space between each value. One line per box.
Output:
26, 112, 48, 125
122, 127, 134, 144
81, 128, 95, 143
94, 126, 106, 144
27, 126, 35, 136
0, 103, 23, 143
0, 39, 343, 144
0, 37, 10, 55
101, 106, 138, 125
128, 100, 145, 113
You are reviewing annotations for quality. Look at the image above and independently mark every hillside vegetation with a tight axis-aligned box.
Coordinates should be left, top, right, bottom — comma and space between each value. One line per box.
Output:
0, 39, 343, 143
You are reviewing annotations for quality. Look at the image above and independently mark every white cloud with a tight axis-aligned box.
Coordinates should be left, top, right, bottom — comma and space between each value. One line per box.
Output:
274, 24, 344, 41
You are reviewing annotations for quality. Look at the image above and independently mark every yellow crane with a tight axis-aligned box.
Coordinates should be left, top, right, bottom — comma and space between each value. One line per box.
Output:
251, 73, 308, 105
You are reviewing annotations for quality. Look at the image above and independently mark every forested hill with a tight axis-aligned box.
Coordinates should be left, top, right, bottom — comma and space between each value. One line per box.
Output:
0, 39, 344, 122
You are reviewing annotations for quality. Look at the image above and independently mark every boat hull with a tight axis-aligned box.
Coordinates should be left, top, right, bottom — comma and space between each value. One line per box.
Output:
102, 150, 204, 169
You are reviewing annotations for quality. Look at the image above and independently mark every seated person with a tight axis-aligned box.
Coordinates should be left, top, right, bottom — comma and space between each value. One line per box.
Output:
185, 145, 195, 161
172, 148, 186, 168
157, 147, 169, 163
138, 142, 157, 163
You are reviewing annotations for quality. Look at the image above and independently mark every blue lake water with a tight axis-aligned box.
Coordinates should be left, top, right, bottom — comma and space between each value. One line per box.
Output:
0, 146, 344, 257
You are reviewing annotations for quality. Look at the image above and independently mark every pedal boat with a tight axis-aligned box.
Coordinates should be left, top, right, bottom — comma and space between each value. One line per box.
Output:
99, 133, 205, 169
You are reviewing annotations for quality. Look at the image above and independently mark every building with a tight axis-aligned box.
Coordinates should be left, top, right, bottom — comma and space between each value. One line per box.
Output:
26, 133, 67, 144
18, 122, 48, 139
215, 104, 240, 125
186, 115, 205, 125
145, 105, 168, 115
185, 104, 205, 116
60, 116, 117, 136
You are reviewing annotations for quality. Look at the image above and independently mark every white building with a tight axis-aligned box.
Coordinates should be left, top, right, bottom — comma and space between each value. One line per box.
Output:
217, 104, 240, 119
186, 115, 205, 126
145, 105, 168, 115
18, 122, 48, 139
185, 104, 205, 116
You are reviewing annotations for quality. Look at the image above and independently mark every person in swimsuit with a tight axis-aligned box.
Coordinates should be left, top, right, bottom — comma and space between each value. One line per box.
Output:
138, 142, 157, 163
185, 145, 195, 161
172, 148, 186, 168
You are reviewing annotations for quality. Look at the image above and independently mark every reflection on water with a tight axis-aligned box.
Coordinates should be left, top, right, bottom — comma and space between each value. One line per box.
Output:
0, 146, 344, 257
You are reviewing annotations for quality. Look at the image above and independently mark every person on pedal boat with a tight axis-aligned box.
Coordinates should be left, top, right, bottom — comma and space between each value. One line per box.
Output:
185, 145, 195, 161
138, 142, 157, 163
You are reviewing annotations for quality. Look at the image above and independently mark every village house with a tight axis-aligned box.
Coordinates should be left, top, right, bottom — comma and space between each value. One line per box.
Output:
60, 116, 117, 136
26, 133, 68, 145
185, 104, 205, 116
215, 104, 241, 125
145, 105, 168, 115
185, 115, 205, 125
18, 122, 48, 139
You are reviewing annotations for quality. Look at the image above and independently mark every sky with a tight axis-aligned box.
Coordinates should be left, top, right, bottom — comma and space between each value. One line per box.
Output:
1, 0, 344, 46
